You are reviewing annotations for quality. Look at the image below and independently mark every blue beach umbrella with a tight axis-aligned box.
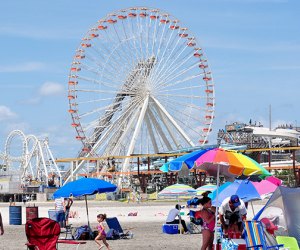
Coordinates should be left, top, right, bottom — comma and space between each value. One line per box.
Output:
53, 177, 117, 198
160, 148, 210, 172
209, 180, 262, 206
53, 178, 117, 228
207, 182, 231, 200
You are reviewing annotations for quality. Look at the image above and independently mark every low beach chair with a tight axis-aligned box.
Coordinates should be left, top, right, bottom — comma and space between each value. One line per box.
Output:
243, 220, 283, 250
106, 217, 133, 239
276, 236, 299, 250
188, 211, 202, 234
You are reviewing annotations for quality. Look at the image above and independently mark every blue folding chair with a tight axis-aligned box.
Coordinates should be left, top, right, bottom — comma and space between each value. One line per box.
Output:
243, 220, 284, 250
106, 217, 132, 239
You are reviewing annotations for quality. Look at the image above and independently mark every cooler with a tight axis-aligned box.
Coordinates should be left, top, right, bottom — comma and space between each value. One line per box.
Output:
221, 238, 247, 250
232, 239, 246, 250
162, 224, 179, 234
48, 209, 65, 228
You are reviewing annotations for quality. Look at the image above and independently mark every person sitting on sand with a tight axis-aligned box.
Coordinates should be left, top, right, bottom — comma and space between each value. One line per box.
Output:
166, 204, 189, 234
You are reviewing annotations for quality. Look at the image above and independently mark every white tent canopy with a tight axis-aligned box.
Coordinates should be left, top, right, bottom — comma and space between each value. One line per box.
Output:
254, 186, 300, 245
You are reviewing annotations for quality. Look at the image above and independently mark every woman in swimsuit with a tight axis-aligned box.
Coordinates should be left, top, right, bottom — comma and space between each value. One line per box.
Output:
95, 214, 111, 250
199, 197, 215, 250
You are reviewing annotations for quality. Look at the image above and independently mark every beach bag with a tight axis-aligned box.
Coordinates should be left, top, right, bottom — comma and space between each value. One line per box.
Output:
74, 225, 90, 240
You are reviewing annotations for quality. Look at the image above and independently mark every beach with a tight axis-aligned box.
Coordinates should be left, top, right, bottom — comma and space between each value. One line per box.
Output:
0, 200, 265, 250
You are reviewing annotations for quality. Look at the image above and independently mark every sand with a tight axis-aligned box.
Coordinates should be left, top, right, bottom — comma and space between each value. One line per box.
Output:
0, 200, 266, 250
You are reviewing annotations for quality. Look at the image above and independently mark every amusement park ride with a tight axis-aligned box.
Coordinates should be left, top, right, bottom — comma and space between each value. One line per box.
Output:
0, 130, 62, 194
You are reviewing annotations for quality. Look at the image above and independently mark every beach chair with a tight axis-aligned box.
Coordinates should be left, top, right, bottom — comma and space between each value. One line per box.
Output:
106, 217, 133, 239
276, 236, 300, 250
188, 211, 202, 234
243, 220, 284, 250
25, 218, 86, 250
25, 217, 60, 250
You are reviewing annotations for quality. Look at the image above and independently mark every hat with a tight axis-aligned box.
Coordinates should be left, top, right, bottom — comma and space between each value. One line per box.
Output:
230, 195, 241, 207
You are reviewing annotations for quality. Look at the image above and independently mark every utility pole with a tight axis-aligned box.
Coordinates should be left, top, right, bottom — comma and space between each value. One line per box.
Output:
269, 104, 272, 131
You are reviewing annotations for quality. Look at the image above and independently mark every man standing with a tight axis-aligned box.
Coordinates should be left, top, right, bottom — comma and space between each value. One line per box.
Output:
55, 197, 65, 227
0, 211, 4, 235
219, 195, 247, 235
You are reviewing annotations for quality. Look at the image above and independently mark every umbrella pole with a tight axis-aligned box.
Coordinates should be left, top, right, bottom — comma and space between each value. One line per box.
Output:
214, 164, 220, 250
251, 201, 255, 218
85, 195, 90, 230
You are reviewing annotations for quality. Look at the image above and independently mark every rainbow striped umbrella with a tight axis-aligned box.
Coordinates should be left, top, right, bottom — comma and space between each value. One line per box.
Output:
194, 148, 271, 180
158, 183, 196, 198
196, 184, 217, 196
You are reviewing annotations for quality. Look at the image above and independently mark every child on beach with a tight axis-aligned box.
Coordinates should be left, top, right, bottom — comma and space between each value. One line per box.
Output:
95, 214, 111, 250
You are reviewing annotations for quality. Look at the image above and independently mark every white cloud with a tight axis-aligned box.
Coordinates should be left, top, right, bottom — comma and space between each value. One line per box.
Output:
0, 62, 45, 73
23, 82, 65, 105
0, 105, 17, 121
38, 82, 65, 96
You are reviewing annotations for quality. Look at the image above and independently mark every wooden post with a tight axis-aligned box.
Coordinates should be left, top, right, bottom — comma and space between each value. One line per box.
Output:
257, 152, 261, 163
292, 150, 299, 187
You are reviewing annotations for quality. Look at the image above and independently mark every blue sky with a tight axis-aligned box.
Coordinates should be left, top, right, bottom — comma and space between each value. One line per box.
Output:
0, 0, 299, 158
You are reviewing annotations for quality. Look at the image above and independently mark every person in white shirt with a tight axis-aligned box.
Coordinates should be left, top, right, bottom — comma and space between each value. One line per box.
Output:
219, 195, 247, 235
166, 204, 189, 233
54, 197, 65, 227
55, 197, 65, 211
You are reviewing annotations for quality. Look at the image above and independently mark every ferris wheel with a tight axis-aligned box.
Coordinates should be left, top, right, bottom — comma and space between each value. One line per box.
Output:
68, 7, 215, 173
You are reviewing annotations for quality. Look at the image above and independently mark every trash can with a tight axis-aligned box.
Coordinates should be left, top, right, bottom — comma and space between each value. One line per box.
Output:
48, 209, 65, 228
26, 206, 39, 222
9, 206, 22, 225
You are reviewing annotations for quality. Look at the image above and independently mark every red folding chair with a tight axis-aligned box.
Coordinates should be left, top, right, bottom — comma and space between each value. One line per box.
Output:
25, 217, 60, 250
25, 217, 87, 250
